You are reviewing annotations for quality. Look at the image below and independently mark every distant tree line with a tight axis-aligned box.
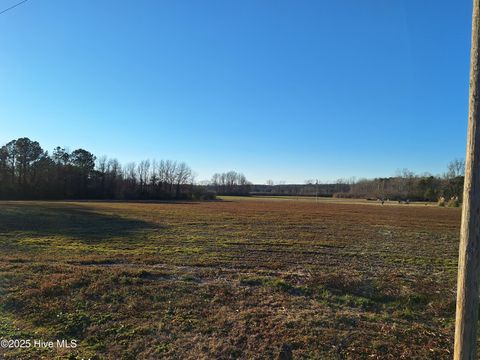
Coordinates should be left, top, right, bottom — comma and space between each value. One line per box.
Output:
339, 161, 465, 202
0, 137, 212, 200
251, 160, 465, 202
250, 183, 349, 197
0, 137, 464, 202
209, 171, 251, 195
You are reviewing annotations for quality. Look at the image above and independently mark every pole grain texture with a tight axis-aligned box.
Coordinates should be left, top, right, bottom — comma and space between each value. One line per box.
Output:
454, 0, 480, 358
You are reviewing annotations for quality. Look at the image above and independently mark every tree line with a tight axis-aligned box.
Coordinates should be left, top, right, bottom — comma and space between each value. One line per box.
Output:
0, 137, 465, 202
340, 160, 465, 202
250, 183, 350, 197
0, 137, 212, 200
209, 171, 251, 195
253, 160, 465, 203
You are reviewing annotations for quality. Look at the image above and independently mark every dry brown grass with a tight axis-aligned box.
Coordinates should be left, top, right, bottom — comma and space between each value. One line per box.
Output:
0, 198, 462, 359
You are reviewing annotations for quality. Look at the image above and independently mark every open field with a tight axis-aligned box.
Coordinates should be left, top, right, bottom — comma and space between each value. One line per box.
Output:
0, 197, 462, 359
223, 195, 436, 206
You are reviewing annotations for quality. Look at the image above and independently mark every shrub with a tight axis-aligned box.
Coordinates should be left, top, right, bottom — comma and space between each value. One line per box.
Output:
438, 197, 445, 207
447, 196, 460, 208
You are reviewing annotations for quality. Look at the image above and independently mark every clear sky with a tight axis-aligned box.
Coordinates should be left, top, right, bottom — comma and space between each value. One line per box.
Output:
0, 0, 472, 183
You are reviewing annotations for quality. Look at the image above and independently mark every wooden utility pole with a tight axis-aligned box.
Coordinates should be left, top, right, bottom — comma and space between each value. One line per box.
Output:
454, 0, 480, 358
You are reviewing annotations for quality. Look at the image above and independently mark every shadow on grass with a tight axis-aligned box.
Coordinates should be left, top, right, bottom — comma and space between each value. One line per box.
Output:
0, 203, 161, 245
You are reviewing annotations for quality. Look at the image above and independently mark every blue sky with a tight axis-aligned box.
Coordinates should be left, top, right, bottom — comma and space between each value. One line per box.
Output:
0, 0, 472, 183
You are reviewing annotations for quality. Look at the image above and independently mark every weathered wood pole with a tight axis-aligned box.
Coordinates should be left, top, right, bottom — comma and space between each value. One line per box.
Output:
454, 0, 480, 358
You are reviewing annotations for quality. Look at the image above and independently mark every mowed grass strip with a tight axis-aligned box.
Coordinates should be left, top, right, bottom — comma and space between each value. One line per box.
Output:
0, 198, 461, 359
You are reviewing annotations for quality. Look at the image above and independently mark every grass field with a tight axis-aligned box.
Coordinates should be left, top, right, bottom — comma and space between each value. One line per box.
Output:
0, 197, 462, 359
